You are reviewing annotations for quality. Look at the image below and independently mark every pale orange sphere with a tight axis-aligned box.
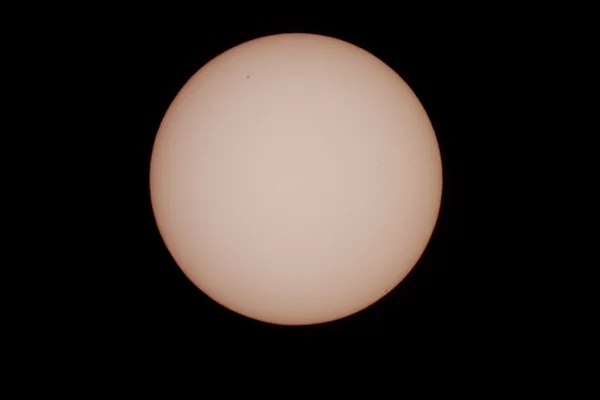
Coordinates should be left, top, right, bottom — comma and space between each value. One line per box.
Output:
150, 33, 442, 325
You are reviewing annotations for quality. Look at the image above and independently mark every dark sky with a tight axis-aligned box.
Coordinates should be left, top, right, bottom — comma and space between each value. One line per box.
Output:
62, 17, 537, 344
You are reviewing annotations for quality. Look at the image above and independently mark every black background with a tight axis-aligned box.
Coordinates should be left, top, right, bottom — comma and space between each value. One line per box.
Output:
63, 16, 532, 344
